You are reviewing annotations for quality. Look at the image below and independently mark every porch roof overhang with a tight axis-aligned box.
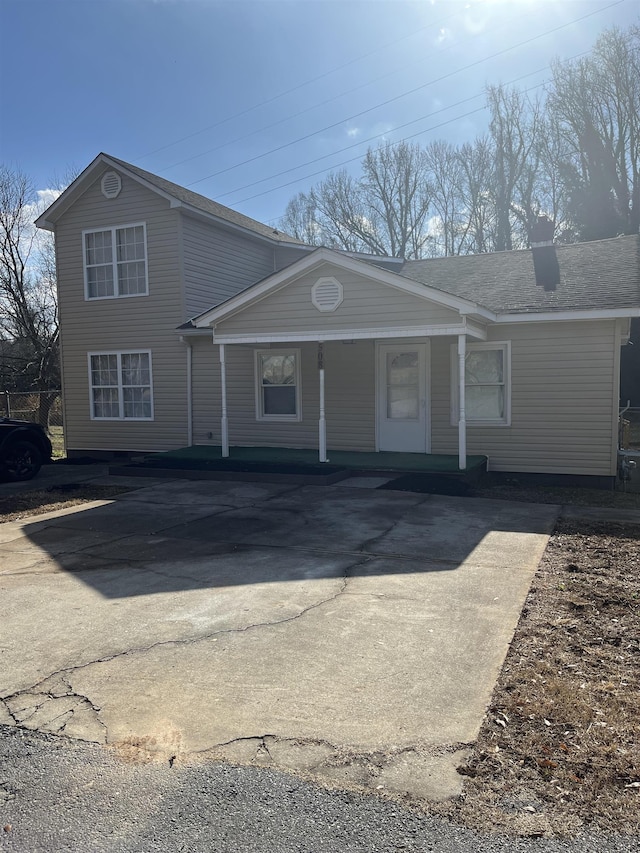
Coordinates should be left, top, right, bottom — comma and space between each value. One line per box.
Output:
211, 319, 488, 345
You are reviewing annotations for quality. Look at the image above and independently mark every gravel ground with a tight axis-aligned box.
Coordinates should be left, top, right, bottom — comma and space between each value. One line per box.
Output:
0, 727, 638, 853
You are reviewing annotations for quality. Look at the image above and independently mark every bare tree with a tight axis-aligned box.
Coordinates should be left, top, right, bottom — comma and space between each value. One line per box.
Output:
547, 25, 640, 239
0, 165, 59, 425
424, 140, 466, 256
456, 137, 495, 254
487, 84, 543, 250
279, 191, 324, 245
280, 142, 433, 259
360, 141, 433, 259
311, 170, 378, 253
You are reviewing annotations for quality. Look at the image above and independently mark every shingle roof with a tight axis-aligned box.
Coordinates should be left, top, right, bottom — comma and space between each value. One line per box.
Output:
399, 235, 640, 313
106, 155, 305, 245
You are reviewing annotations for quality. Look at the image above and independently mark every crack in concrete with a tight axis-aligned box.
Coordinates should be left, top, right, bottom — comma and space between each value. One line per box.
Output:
193, 731, 473, 784
1, 554, 371, 731
3, 683, 108, 742
359, 494, 433, 555
0, 697, 19, 726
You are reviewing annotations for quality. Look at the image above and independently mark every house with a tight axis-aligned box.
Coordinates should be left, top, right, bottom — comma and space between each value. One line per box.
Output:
36, 153, 640, 487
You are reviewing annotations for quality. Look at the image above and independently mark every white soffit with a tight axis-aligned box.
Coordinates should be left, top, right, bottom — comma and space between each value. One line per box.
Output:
312, 276, 343, 312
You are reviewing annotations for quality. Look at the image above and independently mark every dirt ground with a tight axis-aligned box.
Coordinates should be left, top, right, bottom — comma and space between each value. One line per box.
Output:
440, 518, 640, 838
0, 484, 132, 523
1, 483, 638, 839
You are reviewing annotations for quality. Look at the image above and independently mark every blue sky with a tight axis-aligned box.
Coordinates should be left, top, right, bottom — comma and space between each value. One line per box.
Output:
1, 0, 637, 226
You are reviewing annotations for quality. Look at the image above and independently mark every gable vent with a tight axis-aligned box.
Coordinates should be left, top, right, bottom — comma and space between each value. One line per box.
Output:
101, 171, 122, 199
312, 276, 343, 312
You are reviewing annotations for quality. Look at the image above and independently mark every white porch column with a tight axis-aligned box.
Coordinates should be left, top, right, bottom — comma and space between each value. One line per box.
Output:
219, 342, 229, 458
180, 336, 193, 446
457, 333, 467, 471
318, 342, 327, 463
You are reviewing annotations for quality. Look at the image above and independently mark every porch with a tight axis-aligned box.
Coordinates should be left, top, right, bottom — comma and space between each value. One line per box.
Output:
112, 445, 488, 488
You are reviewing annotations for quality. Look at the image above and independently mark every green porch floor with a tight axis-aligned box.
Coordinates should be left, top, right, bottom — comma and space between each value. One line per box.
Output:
139, 445, 486, 475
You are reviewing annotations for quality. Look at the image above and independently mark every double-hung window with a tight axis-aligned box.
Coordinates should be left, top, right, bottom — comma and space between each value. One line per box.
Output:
89, 351, 154, 420
84, 223, 148, 299
255, 350, 301, 421
451, 342, 511, 426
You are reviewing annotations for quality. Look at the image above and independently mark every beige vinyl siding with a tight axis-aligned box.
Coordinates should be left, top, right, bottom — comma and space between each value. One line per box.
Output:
431, 320, 619, 476
215, 264, 461, 336
191, 339, 376, 451
54, 170, 188, 452
182, 214, 275, 318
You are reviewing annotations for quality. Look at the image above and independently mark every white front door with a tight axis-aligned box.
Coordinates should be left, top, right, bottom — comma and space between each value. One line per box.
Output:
377, 343, 429, 452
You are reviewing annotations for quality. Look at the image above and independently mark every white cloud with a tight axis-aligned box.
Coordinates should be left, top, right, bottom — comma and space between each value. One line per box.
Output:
346, 127, 360, 138
36, 187, 62, 208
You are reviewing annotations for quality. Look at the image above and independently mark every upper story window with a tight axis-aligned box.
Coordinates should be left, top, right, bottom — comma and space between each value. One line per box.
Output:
83, 223, 148, 299
451, 341, 511, 426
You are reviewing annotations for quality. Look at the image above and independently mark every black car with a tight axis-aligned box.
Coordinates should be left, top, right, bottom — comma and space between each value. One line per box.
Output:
0, 418, 53, 481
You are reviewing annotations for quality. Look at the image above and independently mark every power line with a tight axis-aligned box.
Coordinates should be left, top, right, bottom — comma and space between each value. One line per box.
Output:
184, 0, 623, 191
132, 7, 460, 163
215, 64, 555, 204
249, 55, 590, 225
155, 5, 516, 175
231, 105, 489, 209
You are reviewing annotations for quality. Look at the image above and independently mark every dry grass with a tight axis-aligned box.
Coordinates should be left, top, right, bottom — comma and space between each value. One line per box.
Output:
0, 485, 133, 523
48, 426, 65, 459
443, 519, 640, 837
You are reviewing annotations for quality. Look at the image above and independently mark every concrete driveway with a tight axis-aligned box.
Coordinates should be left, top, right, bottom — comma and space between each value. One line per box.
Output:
0, 478, 558, 801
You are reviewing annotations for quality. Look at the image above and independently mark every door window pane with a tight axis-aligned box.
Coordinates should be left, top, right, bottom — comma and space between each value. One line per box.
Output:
387, 351, 419, 420
387, 352, 418, 385
388, 386, 419, 419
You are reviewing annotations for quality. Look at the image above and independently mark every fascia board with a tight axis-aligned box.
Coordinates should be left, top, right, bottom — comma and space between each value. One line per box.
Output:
496, 307, 640, 323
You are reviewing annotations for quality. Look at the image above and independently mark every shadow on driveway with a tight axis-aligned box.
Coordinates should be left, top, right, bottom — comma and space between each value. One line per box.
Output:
5, 479, 557, 598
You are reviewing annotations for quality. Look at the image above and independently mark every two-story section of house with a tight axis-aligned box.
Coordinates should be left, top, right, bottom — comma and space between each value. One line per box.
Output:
36, 153, 311, 458
37, 153, 640, 486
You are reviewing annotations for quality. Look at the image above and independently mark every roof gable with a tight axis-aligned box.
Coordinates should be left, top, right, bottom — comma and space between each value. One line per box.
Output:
193, 247, 494, 329
35, 153, 306, 246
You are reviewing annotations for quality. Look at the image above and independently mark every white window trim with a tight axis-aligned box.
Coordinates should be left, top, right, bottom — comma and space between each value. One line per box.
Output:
450, 341, 511, 427
83, 222, 149, 300
254, 348, 302, 422
88, 349, 154, 421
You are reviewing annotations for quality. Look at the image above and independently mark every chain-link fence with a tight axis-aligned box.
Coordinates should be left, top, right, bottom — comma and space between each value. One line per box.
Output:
1, 391, 63, 428
619, 408, 640, 450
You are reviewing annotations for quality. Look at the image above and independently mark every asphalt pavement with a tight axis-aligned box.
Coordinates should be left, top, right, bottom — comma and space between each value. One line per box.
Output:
0, 726, 637, 853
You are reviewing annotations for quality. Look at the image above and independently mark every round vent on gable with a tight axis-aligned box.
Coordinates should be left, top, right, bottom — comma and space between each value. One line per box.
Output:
101, 171, 122, 199
312, 276, 343, 312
